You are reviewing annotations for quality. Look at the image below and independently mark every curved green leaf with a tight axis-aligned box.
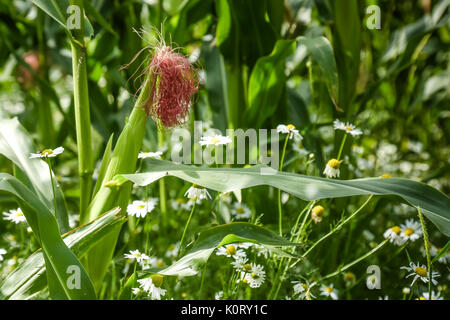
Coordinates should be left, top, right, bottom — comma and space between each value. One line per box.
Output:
0, 174, 96, 299
0, 117, 69, 233
142, 222, 298, 277
0, 207, 124, 300
120, 159, 450, 236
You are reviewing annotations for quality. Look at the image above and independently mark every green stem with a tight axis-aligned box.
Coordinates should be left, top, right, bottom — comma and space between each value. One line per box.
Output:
417, 207, 432, 298
178, 201, 196, 259
70, 0, 93, 221
277, 134, 289, 236
47, 158, 58, 218
336, 133, 347, 161
158, 131, 167, 228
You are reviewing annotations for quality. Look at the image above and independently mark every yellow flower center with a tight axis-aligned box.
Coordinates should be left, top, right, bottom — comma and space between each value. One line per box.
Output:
168, 244, 175, 251
251, 272, 258, 279
327, 159, 340, 169
15, 211, 24, 217
225, 245, 236, 256
417, 297, 426, 300
414, 267, 427, 277
210, 137, 221, 144
236, 208, 245, 214
150, 274, 164, 288
381, 174, 391, 178
138, 204, 146, 210
391, 226, 401, 234
344, 272, 355, 281
192, 184, 204, 189
404, 228, 414, 236
40, 149, 53, 156
312, 205, 324, 217
345, 125, 353, 131
243, 264, 252, 272
287, 124, 296, 130
157, 261, 164, 267
325, 287, 333, 293
132, 253, 141, 258
176, 198, 185, 204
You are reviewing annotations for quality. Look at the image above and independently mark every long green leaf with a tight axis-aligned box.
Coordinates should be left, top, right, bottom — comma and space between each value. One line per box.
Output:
142, 222, 297, 277
0, 174, 96, 299
0, 207, 124, 300
120, 159, 450, 236
0, 117, 69, 233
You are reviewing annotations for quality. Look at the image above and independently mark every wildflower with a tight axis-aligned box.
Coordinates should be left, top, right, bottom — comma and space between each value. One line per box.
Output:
383, 226, 407, 246
199, 134, 232, 146
184, 184, 211, 201
292, 281, 314, 299
145, 44, 198, 128
381, 173, 391, 178
124, 250, 150, 264
323, 159, 341, 178
30, 146, 64, 158
400, 219, 422, 242
343, 272, 356, 287
138, 151, 163, 159
434, 246, 450, 264
402, 287, 411, 295
311, 205, 325, 223
216, 244, 246, 259
333, 119, 362, 136
320, 284, 338, 300
126, 199, 157, 218
253, 244, 271, 259
3, 208, 26, 224
401, 262, 440, 286
0, 248, 6, 261
241, 263, 266, 288
417, 291, 443, 300
165, 243, 179, 259
132, 287, 143, 296
231, 256, 249, 271
215, 291, 224, 300
138, 274, 167, 300
276, 124, 302, 141
231, 202, 251, 220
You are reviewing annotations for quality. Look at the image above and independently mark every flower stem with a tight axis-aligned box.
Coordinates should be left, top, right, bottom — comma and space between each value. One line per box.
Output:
336, 133, 347, 161
47, 158, 58, 218
417, 207, 432, 298
70, 0, 93, 220
178, 201, 196, 259
277, 134, 290, 236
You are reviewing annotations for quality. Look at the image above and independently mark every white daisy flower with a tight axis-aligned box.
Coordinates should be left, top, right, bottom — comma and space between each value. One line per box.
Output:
124, 250, 150, 264
231, 202, 251, 220
343, 272, 356, 287
138, 151, 163, 159
215, 291, 224, 300
231, 256, 249, 271
292, 281, 308, 298
418, 290, 443, 300
400, 219, 422, 242
132, 287, 143, 296
199, 134, 232, 146
402, 287, 411, 295
333, 119, 362, 136
253, 244, 272, 259
276, 124, 303, 141
236, 242, 254, 250
142, 257, 165, 270
401, 262, 440, 286
184, 185, 211, 201
165, 243, 180, 259
0, 248, 6, 261
216, 244, 246, 259
383, 226, 407, 246
323, 159, 341, 178
3, 208, 26, 224
30, 146, 64, 158
138, 274, 167, 300
241, 263, 266, 288
126, 199, 157, 218
320, 284, 338, 300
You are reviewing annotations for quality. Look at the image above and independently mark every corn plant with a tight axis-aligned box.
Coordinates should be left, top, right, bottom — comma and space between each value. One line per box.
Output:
0, 0, 449, 301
